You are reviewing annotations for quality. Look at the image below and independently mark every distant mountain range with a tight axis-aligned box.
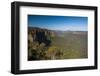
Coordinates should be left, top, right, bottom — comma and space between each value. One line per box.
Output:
28, 26, 87, 36
28, 26, 87, 32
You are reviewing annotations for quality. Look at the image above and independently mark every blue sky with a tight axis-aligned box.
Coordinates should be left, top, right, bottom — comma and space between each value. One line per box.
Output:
28, 15, 88, 31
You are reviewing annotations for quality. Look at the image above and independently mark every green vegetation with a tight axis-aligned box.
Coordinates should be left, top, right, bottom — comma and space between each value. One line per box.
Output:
28, 27, 88, 61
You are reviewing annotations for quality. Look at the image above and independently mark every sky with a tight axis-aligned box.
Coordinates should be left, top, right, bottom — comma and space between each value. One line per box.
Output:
28, 15, 88, 31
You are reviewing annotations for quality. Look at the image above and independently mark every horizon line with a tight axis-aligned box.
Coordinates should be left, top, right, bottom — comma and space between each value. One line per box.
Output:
28, 26, 88, 31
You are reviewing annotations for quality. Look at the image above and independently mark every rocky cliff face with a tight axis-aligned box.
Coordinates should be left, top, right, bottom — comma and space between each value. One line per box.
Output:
28, 27, 63, 60
28, 27, 55, 46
